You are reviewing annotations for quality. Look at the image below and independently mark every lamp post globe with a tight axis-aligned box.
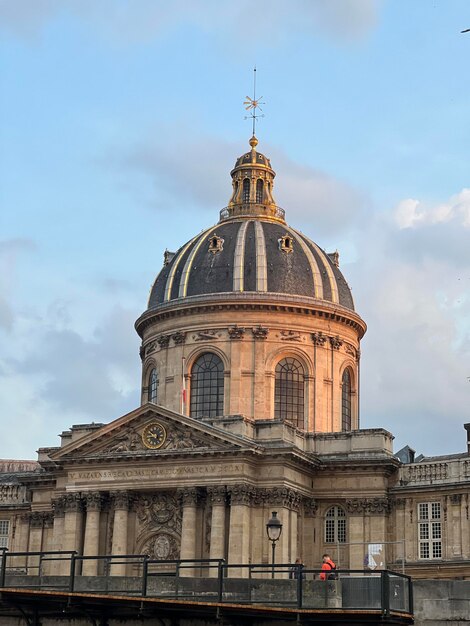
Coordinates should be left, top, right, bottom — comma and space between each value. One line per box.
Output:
266, 511, 282, 578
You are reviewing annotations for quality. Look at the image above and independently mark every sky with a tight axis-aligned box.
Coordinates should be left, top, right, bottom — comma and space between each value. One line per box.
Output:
0, 0, 469, 459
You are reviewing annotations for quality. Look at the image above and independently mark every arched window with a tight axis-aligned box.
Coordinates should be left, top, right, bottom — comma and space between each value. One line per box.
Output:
243, 179, 250, 203
325, 506, 346, 544
341, 369, 352, 431
256, 179, 263, 203
274, 357, 305, 428
190, 353, 224, 418
148, 368, 158, 403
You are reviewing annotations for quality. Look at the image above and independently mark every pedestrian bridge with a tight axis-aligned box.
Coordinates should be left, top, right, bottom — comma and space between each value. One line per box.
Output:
0, 550, 413, 625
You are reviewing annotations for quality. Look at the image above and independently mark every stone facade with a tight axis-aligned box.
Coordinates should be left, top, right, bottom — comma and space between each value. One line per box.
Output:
0, 136, 469, 581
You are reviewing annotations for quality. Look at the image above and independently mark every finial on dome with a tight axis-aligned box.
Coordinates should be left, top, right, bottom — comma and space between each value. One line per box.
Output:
249, 135, 258, 149
244, 66, 265, 136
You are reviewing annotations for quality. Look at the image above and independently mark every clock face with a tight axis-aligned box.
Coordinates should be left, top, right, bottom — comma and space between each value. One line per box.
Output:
142, 421, 167, 450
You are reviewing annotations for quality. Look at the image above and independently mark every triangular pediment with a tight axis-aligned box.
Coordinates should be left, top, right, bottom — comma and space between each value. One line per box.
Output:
49, 404, 258, 462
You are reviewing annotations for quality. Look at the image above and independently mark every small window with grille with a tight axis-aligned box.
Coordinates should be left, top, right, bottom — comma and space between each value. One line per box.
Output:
418, 502, 442, 559
324, 506, 346, 544
0, 520, 10, 549
274, 357, 304, 428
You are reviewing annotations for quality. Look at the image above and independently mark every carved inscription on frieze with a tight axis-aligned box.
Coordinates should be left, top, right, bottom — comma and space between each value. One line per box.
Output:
68, 463, 245, 483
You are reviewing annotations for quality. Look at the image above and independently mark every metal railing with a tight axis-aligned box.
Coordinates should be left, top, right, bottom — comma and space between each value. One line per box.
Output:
0, 550, 413, 615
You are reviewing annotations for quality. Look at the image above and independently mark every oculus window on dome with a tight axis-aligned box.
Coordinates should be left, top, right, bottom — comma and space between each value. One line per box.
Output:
190, 353, 224, 419
274, 357, 305, 429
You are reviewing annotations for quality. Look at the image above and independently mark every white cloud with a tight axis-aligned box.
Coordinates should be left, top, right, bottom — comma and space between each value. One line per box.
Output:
394, 189, 470, 229
349, 188, 470, 455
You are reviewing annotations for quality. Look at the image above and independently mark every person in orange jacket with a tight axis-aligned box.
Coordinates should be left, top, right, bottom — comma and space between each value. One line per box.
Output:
319, 553, 337, 580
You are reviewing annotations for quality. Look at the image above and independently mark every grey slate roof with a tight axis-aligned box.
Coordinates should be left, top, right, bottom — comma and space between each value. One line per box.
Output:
147, 219, 354, 311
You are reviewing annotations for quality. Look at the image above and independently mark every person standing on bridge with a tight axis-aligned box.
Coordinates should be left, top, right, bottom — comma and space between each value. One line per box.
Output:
319, 554, 337, 580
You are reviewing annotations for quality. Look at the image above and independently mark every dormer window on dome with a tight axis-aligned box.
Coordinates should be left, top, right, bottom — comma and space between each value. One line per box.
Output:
208, 234, 224, 254
279, 234, 294, 253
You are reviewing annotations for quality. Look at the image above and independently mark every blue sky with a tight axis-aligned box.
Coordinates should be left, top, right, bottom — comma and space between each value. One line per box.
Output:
1, 0, 469, 458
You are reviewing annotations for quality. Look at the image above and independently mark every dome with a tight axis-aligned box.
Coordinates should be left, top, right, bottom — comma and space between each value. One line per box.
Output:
144, 136, 355, 315
147, 220, 354, 310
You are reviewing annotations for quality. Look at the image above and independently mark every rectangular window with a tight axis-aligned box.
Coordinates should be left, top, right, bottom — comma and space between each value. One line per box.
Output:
0, 520, 9, 549
418, 502, 442, 560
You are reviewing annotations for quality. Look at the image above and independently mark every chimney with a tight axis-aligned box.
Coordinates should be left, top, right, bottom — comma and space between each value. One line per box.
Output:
464, 423, 470, 454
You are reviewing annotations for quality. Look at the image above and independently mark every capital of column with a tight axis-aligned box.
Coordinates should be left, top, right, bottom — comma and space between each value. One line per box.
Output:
228, 484, 254, 505
84, 492, 106, 512
303, 496, 318, 517
207, 486, 227, 505
178, 487, 200, 508
51, 497, 66, 518
345, 497, 391, 515
111, 491, 131, 510
29, 511, 53, 529
63, 493, 84, 513
264, 487, 301, 510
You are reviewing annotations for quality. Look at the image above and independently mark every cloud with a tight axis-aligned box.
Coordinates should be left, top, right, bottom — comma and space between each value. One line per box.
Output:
348, 188, 470, 456
113, 130, 368, 238
0, 0, 382, 43
394, 189, 470, 229
270, 149, 368, 237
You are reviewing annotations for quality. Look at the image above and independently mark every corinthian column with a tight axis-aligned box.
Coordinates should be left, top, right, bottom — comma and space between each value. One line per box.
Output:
208, 486, 227, 577
110, 491, 130, 576
178, 487, 199, 577
62, 493, 84, 573
228, 484, 252, 577
50, 498, 65, 568
82, 493, 105, 576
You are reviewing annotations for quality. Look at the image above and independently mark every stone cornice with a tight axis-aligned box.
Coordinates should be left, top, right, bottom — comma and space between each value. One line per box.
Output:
135, 292, 367, 339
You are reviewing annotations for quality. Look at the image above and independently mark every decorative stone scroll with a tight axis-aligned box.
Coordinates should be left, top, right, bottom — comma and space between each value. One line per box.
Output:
280, 330, 302, 342
345, 497, 391, 515
228, 326, 245, 340
193, 330, 220, 341
252, 326, 269, 340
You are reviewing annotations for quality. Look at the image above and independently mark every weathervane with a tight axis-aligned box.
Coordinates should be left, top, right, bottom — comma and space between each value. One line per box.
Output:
244, 66, 265, 136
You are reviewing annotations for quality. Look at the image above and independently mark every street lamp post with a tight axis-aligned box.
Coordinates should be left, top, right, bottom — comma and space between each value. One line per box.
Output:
266, 511, 283, 579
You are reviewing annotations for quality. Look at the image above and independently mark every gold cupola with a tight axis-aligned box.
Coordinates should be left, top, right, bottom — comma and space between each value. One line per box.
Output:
219, 135, 285, 224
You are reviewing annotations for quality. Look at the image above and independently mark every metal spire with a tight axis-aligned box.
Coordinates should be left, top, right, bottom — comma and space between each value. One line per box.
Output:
244, 66, 265, 137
